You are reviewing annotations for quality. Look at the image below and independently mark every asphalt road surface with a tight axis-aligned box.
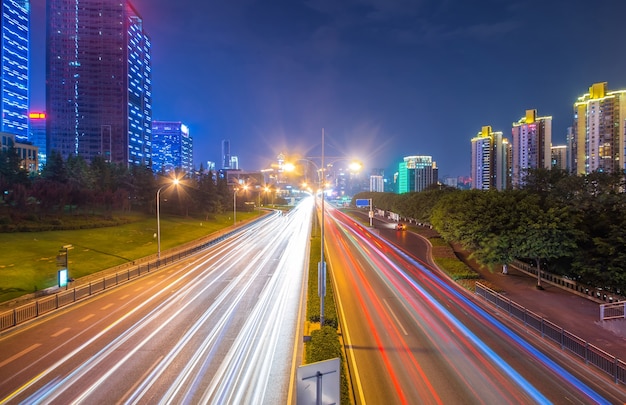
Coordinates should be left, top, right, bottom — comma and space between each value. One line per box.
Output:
0, 199, 313, 404
324, 206, 625, 404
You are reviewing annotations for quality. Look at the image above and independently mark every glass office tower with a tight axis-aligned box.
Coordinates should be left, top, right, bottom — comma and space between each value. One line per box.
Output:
46, 0, 152, 167
1, 0, 29, 141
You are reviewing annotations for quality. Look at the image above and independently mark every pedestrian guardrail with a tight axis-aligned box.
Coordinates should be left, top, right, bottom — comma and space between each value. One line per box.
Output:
600, 302, 626, 321
476, 282, 626, 386
0, 212, 276, 333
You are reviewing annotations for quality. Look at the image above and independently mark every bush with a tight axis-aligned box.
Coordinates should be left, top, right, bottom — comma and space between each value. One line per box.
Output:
434, 257, 479, 280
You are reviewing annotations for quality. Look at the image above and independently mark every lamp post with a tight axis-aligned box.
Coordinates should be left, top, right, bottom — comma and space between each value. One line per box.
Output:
233, 184, 248, 225
156, 178, 179, 259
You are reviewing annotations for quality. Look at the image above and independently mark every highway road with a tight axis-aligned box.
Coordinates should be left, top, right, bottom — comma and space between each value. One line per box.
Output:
0, 198, 313, 404
324, 206, 626, 404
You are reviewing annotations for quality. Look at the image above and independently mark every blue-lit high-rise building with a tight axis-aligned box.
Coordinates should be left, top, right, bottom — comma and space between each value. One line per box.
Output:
46, 0, 152, 167
1, 0, 29, 141
397, 156, 438, 193
152, 121, 193, 174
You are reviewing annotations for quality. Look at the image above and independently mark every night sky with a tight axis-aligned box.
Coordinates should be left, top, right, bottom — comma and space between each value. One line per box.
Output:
29, 0, 626, 179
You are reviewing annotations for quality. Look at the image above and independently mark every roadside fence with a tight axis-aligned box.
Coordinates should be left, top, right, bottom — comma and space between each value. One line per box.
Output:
475, 282, 625, 386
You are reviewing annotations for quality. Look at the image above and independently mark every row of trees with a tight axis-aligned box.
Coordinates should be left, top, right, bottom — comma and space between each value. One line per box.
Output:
354, 169, 626, 293
0, 148, 239, 224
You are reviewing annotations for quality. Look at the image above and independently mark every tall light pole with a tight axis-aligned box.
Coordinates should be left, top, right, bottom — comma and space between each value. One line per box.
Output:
320, 128, 326, 327
233, 184, 248, 225
233, 186, 237, 225
156, 178, 179, 259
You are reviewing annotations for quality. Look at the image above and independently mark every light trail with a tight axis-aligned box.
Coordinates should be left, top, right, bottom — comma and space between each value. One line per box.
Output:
1, 201, 312, 404
326, 206, 612, 404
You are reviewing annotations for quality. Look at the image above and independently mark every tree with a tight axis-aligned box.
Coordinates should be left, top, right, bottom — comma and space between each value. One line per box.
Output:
514, 196, 578, 289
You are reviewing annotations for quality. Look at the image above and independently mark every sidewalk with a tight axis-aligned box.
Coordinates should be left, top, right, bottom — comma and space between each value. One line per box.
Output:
452, 245, 626, 362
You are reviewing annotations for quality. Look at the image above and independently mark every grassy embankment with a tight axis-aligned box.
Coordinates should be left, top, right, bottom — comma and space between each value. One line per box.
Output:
0, 211, 259, 303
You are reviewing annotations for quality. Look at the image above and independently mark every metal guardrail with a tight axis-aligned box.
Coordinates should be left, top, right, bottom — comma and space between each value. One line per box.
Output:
476, 282, 625, 385
0, 212, 275, 333
601, 302, 626, 321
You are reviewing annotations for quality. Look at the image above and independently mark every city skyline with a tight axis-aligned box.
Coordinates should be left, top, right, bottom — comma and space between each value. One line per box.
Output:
28, 0, 626, 178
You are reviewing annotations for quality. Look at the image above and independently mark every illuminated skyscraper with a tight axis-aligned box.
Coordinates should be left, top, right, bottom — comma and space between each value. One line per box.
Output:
572, 82, 626, 174
46, 0, 152, 167
222, 139, 231, 169
511, 109, 552, 186
152, 121, 193, 174
28, 112, 47, 171
471, 126, 510, 190
397, 156, 437, 193
1, 0, 29, 141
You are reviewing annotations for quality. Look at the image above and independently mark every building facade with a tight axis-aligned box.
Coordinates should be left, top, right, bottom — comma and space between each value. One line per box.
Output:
1, 132, 38, 173
511, 109, 552, 186
221, 139, 231, 169
46, 0, 152, 167
551, 145, 568, 171
397, 156, 438, 193
572, 82, 626, 174
28, 112, 47, 171
151, 121, 193, 174
470, 126, 510, 190
1, 0, 29, 141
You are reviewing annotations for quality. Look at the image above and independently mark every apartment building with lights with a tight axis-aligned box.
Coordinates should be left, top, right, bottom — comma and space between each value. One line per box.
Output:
1, 0, 29, 141
572, 82, 626, 174
151, 121, 193, 174
46, 0, 152, 167
397, 156, 438, 193
511, 109, 552, 186
471, 126, 510, 190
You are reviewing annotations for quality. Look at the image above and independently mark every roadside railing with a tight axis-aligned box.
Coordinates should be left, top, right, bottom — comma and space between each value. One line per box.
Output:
600, 302, 626, 321
475, 282, 625, 385
0, 212, 276, 333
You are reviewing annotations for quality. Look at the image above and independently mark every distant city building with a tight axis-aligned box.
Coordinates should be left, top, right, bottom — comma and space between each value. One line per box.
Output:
230, 155, 239, 170
151, 121, 193, 174
470, 126, 510, 190
566, 127, 574, 173
551, 145, 568, 171
1, 0, 29, 141
1, 132, 38, 173
222, 139, 231, 169
369, 168, 385, 192
572, 82, 626, 174
442, 176, 458, 188
397, 156, 438, 193
47, 0, 152, 167
511, 109, 552, 186
369, 175, 384, 192
28, 112, 47, 171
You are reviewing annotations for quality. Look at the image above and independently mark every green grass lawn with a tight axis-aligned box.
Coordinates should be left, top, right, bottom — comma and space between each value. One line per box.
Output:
0, 211, 260, 303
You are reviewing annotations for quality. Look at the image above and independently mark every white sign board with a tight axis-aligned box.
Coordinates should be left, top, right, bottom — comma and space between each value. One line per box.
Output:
297, 357, 340, 405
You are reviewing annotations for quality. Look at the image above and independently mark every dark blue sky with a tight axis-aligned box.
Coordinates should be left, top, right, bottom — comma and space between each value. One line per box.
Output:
29, 0, 626, 179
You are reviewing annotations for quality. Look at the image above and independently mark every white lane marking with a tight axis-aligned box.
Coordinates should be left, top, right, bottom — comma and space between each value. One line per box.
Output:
0, 343, 42, 368
51, 327, 71, 338
79, 314, 95, 322
383, 298, 408, 336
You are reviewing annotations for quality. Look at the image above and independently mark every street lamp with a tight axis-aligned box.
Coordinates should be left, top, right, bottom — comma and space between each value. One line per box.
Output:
284, 129, 328, 325
156, 178, 179, 259
233, 184, 248, 225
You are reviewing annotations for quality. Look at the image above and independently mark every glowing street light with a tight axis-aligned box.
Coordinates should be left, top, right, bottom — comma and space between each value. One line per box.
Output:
233, 183, 249, 225
156, 178, 180, 259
